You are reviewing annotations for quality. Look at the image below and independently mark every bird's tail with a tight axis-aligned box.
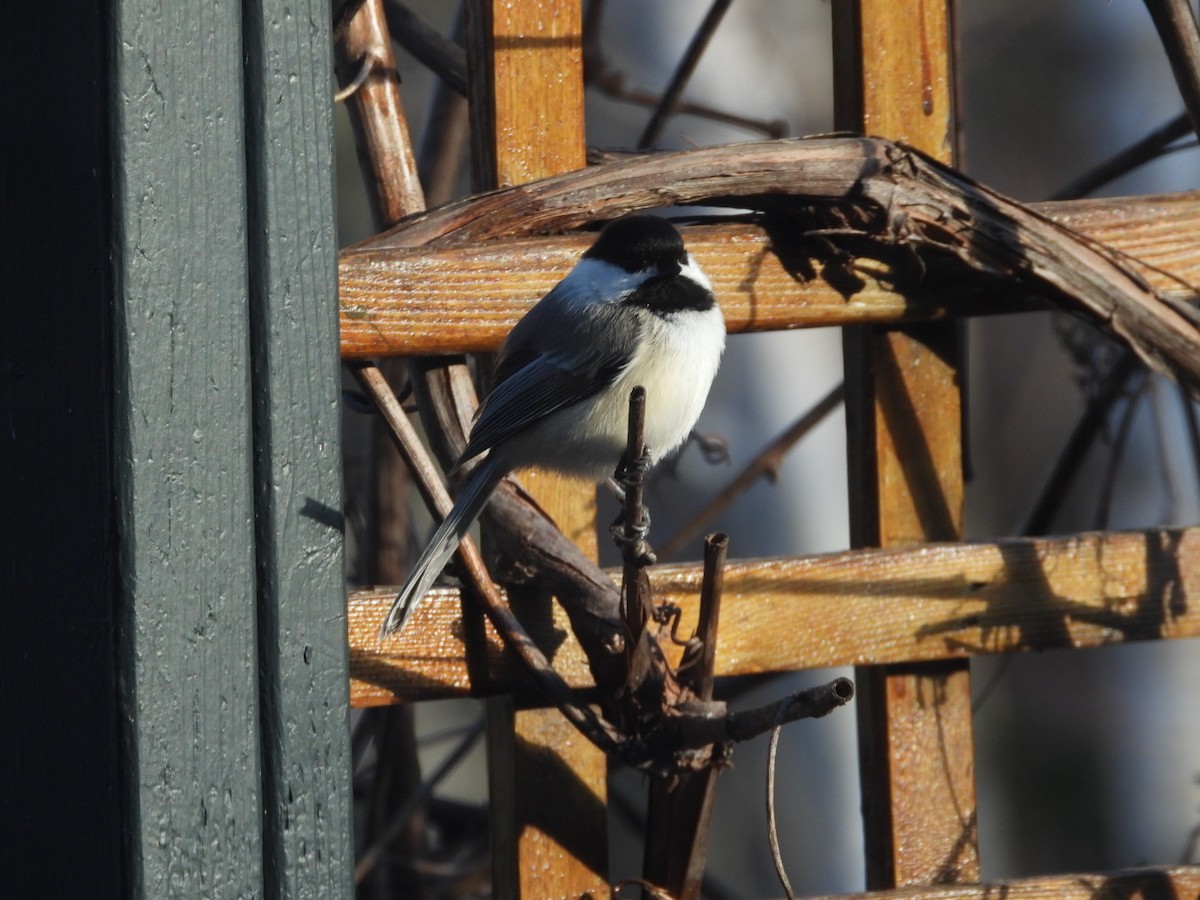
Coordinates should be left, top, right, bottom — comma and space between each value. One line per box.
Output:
379, 456, 506, 639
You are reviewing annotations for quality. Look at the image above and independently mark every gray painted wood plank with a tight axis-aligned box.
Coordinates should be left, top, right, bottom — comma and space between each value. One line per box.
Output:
243, 0, 355, 895
111, 2, 264, 896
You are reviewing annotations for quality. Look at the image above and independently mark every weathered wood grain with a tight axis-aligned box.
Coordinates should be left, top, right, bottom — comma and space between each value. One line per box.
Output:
245, 0, 355, 894
835, 0, 977, 885
809, 865, 1200, 900
336, 0, 426, 225
111, 2, 263, 893
339, 192, 1200, 358
465, 3, 610, 899
348, 527, 1200, 706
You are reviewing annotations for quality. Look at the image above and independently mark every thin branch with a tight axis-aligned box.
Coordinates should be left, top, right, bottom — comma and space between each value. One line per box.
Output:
617, 386, 663, 700
1178, 381, 1200, 492
674, 677, 855, 751
643, 533, 730, 900
659, 383, 845, 559
354, 717, 484, 883
1023, 352, 1139, 535
620, 386, 655, 569
1050, 112, 1192, 200
637, 0, 734, 149
583, 0, 786, 141
335, 0, 426, 225
1095, 370, 1150, 530
415, 4, 469, 207
1144, 0, 1200, 138
383, 0, 468, 96
689, 532, 728, 702
767, 724, 797, 900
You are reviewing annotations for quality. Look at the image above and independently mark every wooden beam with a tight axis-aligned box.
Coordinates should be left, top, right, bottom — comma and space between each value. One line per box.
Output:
466, 3, 609, 898
347, 526, 1200, 705
835, 0, 980, 886
809, 865, 1200, 900
338, 192, 1200, 358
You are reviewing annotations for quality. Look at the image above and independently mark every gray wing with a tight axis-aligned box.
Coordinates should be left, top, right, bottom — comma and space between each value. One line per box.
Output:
458, 287, 639, 464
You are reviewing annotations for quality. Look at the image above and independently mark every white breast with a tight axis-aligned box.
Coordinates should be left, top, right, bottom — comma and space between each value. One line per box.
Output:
499, 303, 726, 479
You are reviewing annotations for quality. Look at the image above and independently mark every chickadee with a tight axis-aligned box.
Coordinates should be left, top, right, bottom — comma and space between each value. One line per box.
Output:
381, 215, 725, 637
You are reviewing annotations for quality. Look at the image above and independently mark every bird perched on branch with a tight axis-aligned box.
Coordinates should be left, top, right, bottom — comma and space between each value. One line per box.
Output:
381, 214, 726, 638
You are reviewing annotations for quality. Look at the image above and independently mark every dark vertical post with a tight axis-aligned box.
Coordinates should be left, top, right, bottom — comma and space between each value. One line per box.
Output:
110, 1, 264, 894
244, 0, 355, 896
1, 1, 124, 895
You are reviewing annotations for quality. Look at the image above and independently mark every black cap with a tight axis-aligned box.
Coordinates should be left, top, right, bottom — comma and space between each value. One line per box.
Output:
583, 215, 687, 274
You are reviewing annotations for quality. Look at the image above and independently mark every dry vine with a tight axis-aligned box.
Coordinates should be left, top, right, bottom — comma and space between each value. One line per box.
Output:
355, 137, 1200, 393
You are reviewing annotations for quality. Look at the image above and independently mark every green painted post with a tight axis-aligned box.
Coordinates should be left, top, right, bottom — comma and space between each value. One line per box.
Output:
111, 2, 264, 895
111, 0, 353, 894
243, 0, 355, 896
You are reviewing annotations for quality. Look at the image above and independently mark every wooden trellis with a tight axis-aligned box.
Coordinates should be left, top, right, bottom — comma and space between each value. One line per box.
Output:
21, 0, 1200, 897
337, 2, 1200, 899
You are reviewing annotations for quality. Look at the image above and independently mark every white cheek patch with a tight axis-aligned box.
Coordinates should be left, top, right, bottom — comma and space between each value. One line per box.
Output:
680, 253, 713, 292
565, 257, 654, 307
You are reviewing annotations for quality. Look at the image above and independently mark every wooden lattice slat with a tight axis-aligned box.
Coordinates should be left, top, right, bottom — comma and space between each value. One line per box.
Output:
465, 4, 610, 898
812, 865, 1200, 899
834, 0, 979, 885
348, 526, 1200, 706
339, 192, 1200, 358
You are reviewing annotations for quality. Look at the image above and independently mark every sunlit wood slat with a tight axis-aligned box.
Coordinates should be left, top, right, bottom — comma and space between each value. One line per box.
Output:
349, 526, 1200, 706
339, 192, 1200, 359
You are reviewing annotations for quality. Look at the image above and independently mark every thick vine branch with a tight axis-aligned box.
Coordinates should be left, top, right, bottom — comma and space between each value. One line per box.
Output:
352, 137, 1200, 393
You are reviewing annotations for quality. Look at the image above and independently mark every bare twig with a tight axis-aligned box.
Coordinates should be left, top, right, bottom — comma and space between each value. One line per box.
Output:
767, 723, 797, 900
620, 387, 657, 568
637, 0, 733, 149
354, 718, 484, 883
675, 677, 855, 750
335, 0, 425, 224
383, 0, 468, 96
1095, 369, 1151, 530
415, 4, 469, 207
1179, 381, 1200, 490
659, 383, 845, 559
688, 533, 727, 703
617, 386, 663, 700
643, 533, 731, 900
1144, 0, 1200, 138
1050, 113, 1192, 200
1023, 352, 1139, 535
583, 1, 786, 141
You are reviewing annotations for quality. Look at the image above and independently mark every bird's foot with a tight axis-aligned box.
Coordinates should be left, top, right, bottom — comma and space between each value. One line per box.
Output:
609, 510, 656, 566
